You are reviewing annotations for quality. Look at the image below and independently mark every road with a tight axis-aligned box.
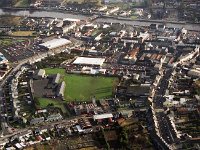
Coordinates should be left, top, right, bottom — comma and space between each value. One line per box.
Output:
149, 46, 200, 148
157, 112, 177, 144
154, 69, 173, 108
152, 67, 179, 145
95, 17, 200, 31
0, 115, 86, 142
0, 50, 62, 137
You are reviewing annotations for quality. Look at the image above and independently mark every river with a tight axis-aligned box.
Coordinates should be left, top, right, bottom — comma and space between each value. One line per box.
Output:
95, 18, 200, 31
0, 8, 200, 31
0, 8, 88, 19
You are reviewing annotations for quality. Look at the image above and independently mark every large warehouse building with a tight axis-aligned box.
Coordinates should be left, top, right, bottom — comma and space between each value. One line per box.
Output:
93, 113, 113, 120
73, 57, 105, 67
39, 38, 71, 51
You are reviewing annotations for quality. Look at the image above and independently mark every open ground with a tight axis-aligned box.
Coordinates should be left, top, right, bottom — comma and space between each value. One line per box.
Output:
44, 68, 119, 101
34, 68, 118, 114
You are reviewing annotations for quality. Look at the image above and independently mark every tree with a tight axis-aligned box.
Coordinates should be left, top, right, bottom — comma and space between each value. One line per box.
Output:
100, 128, 110, 150
119, 128, 129, 148
34, 97, 40, 106
48, 103, 54, 107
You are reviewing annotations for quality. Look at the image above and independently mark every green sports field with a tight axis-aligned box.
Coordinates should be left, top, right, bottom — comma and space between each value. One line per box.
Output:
44, 68, 118, 101
45, 68, 66, 75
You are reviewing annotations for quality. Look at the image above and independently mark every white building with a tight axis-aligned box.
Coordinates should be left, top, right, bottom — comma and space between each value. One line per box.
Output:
138, 32, 149, 42
106, 7, 119, 15
39, 38, 71, 51
188, 69, 200, 77
73, 57, 105, 67
34, 69, 46, 79
93, 113, 113, 121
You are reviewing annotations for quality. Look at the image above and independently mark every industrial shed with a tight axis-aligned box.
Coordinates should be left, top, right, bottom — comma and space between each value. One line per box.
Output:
39, 38, 71, 51
73, 57, 105, 67
93, 113, 113, 121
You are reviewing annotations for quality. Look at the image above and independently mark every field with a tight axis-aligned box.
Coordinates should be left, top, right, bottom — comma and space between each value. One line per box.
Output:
44, 68, 118, 101
14, 0, 29, 7
0, 39, 26, 47
63, 0, 101, 5
38, 98, 67, 114
0, 16, 22, 26
45, 68, 66, 75
0, 39, 13, 47
131, 15, 138, 20
11, 31, 36, 37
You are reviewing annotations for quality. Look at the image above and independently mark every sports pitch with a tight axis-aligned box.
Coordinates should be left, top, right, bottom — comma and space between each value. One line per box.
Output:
44, 68, 118, 101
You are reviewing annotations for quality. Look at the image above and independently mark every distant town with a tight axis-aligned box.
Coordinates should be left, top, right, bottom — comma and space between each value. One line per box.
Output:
0, 0, 199, 150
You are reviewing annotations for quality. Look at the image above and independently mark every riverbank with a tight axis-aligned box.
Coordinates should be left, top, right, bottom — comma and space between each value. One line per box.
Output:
0, 7, 200, 31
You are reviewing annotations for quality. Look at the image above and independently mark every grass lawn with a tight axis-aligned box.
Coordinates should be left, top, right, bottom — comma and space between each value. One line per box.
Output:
45, 68, 66, 75
11, 31, 36, 37
38, 98, 67, 114
64, 0, 101, 5
44, 68, 118, 101
0, 39, 26, 47
16, 39, 26, 42
120, 118, 137, 127
14, 0, 29, 7
131, 15, 138, 20
91, 29, 102, 37
0, 39, 13, 47
0, 16, 22, 26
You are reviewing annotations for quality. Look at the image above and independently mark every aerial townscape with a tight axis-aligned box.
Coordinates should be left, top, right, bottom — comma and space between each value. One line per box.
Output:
0, 0, 199, 150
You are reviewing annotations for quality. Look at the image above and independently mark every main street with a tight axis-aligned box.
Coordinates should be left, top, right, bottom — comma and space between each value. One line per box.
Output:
150, 46, 200, 149
150, 67, 179, 148
0, 114, 88, 142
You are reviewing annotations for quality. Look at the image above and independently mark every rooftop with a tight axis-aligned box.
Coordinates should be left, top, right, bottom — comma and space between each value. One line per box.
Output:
93, 113, 113, 120
63, 18, 80, 22
73, 57, 105, 66
39, 38, 71, 49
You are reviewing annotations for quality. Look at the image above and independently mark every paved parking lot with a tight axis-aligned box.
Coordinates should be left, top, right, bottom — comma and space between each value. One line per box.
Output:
0, 38, 47, 62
